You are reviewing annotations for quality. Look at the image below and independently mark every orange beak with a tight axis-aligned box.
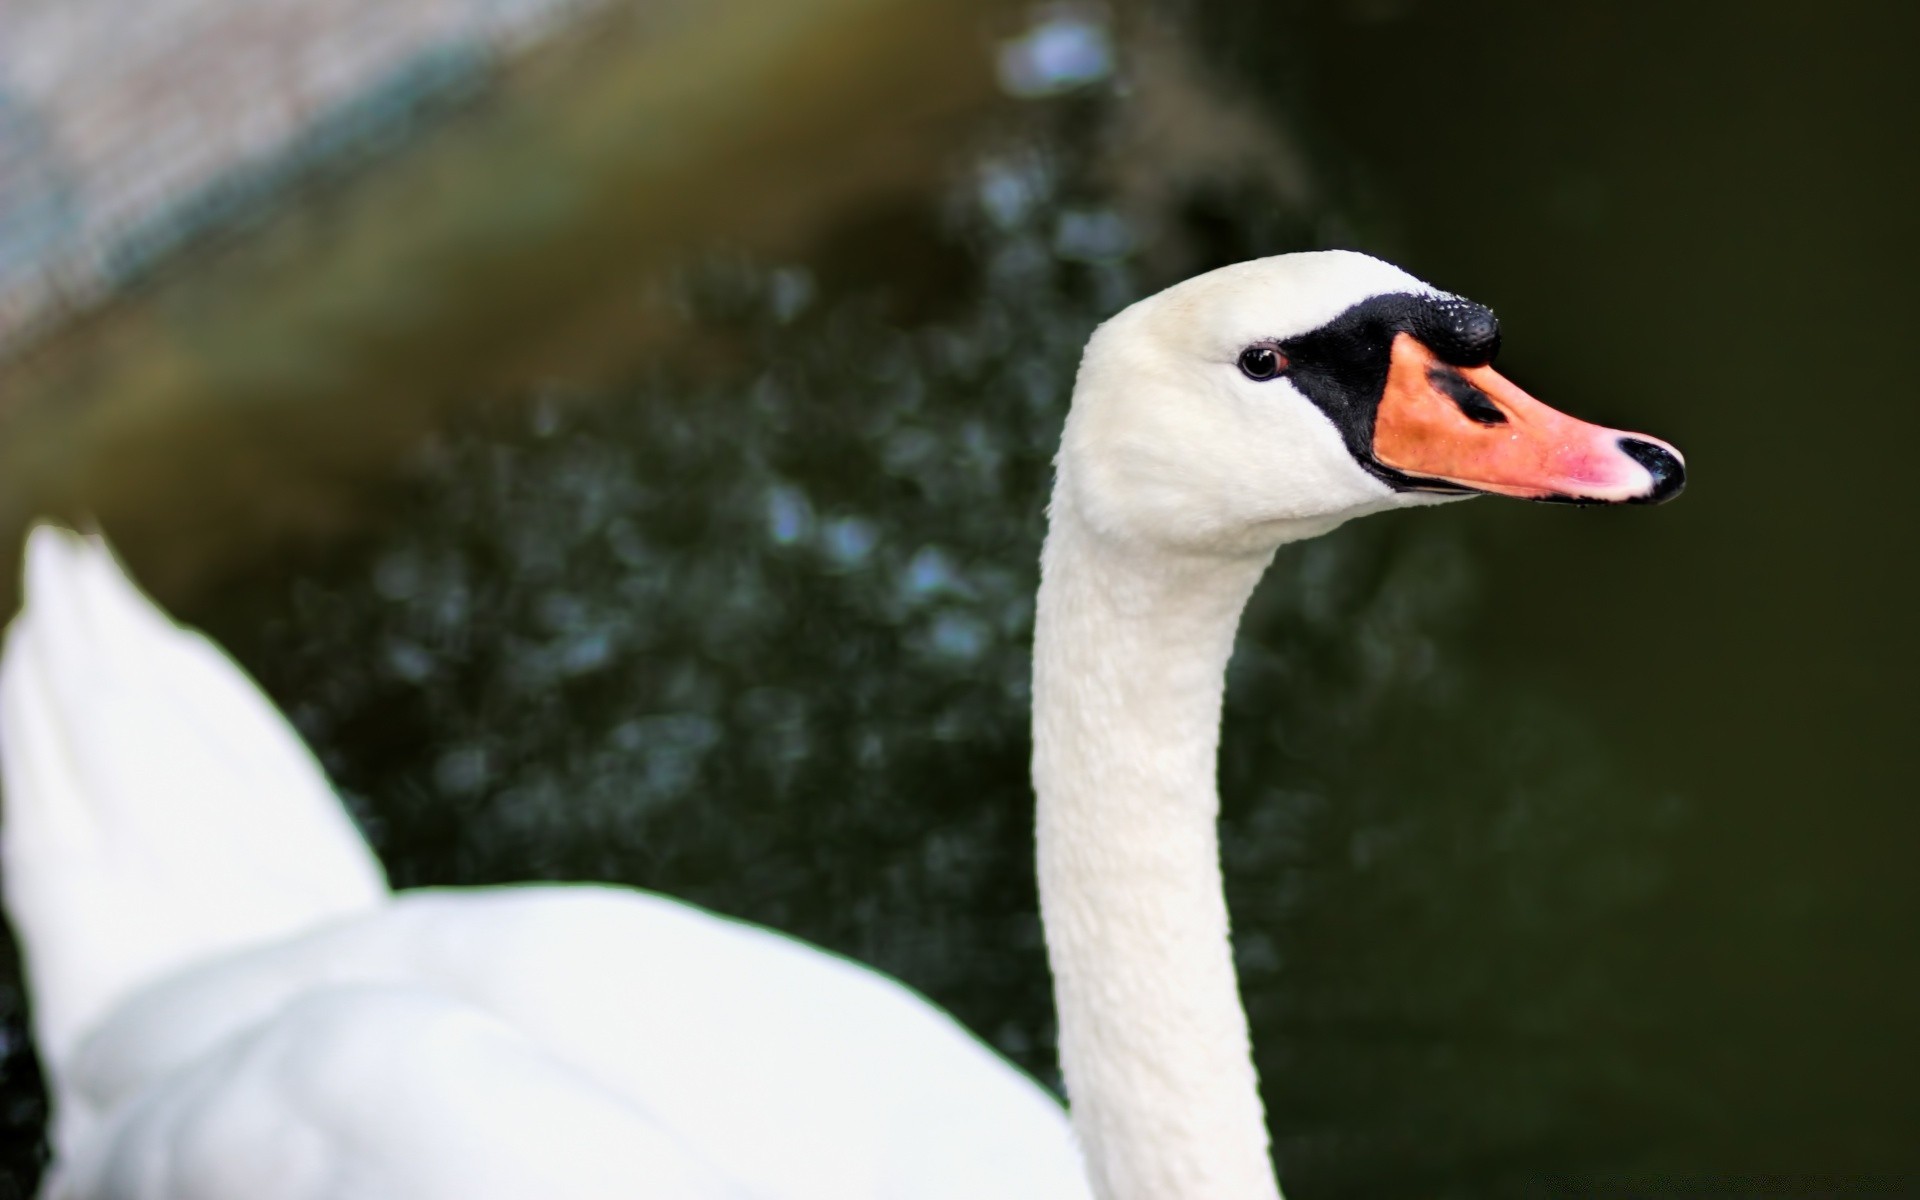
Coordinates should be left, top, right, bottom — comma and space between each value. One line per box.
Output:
1372, 333, 1685, 504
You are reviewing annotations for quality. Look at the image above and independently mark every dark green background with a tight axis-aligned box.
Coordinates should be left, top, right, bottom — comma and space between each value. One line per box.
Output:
1246, 0, 1920, 1173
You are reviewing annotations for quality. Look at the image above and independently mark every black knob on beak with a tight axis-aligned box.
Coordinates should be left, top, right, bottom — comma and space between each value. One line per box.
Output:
1618, 437, 1687, 505
1415, 297, 1502, 366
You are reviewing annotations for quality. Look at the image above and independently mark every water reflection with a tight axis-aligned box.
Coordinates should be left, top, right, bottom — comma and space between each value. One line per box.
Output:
997, 7, 1116, 99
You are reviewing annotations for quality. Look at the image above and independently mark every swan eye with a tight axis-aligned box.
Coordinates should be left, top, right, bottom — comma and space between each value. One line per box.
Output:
1237, 346, 1285, 381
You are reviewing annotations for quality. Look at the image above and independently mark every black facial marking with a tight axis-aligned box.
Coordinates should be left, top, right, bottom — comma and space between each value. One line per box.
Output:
1415, 294, 1502, 367
1276, 291, 1499, 493
1429, 366, 1506, 425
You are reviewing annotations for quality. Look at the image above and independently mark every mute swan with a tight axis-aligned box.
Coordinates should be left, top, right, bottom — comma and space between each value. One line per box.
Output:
0, 250, 1681, 1200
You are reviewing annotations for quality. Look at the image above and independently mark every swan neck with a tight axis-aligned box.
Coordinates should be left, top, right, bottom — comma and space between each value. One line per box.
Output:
1032, 491, 1282, 1200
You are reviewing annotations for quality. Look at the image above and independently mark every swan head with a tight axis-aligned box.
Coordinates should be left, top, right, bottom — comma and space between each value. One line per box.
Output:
1058, 250, 1685, 555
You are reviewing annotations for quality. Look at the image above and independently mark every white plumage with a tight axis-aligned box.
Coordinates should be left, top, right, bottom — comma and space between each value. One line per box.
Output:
2, 528, 1090, 1200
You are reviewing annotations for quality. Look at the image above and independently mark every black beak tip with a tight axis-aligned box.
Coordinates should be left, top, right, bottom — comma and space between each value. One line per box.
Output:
1618, 437, 1687, 505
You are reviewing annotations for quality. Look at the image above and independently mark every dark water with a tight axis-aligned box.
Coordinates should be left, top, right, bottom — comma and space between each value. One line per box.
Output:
2, 2, 1916, 1196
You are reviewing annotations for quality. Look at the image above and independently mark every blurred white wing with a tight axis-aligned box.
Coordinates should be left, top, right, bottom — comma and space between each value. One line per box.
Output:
48, 981, 739, 1200
2, 528, 1090, 1199
1, 528, 386, 1065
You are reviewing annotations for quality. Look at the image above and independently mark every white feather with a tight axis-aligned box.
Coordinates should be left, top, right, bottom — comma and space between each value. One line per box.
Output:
2, 529, 1089, 1200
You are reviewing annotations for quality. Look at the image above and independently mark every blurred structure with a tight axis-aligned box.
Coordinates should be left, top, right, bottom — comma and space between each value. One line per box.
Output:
0, 0, 1031, 600
0, 0, 602, 348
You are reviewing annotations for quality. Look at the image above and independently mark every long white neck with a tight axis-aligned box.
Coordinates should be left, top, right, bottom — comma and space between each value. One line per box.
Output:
1032, 478, 1286, 1200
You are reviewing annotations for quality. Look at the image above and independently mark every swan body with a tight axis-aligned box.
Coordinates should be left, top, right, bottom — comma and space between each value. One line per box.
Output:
0, 250, 1683, 1200
2, 530, 1090, 1199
